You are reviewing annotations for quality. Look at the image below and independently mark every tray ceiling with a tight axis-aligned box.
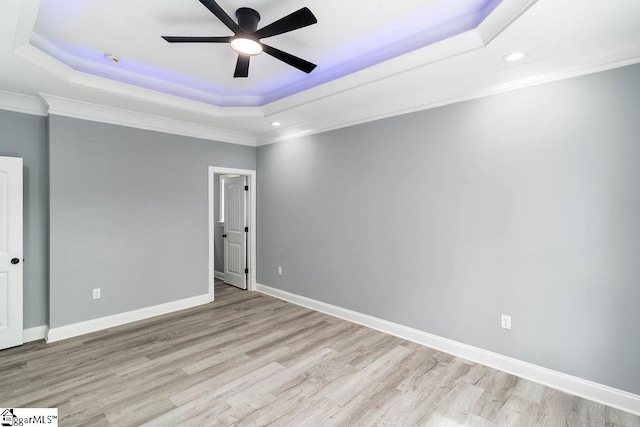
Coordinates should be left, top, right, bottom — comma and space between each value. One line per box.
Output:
31, 0, 502, 107
1, 0, 639, 145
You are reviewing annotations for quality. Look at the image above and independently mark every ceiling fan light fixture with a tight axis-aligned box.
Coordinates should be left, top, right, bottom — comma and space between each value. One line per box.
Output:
161, 1, 317, 77
230, 37, 263, 56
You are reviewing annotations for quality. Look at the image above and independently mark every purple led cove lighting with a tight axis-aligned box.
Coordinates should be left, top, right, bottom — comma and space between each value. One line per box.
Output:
259, 0, 503, 103
31, 34, 264, 106
32, 0, 503, 107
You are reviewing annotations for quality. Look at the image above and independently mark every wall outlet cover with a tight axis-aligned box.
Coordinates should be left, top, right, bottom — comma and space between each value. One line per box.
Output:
501, 314, 511, 330
93, 288, 101, 299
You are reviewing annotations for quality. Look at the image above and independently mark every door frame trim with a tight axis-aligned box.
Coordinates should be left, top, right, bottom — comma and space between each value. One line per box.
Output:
208, 166, 257, 301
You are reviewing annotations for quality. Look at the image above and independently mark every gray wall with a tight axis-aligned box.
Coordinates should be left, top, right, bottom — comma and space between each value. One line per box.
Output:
0, 110, 49, 328
257, 64, 640, 395
49, 116, 255, 328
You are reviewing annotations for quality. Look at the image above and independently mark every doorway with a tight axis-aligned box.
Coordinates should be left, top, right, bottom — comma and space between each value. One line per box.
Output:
208, 166, 256, 302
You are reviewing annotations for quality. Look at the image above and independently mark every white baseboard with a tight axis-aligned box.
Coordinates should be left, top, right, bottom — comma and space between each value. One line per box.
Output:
256, 283, 640, 416
214, 271, 225, 280
23, 325, 48, 343
46, 294, 210, 343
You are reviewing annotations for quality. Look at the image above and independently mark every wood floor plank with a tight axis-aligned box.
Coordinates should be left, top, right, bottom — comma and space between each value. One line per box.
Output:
494, 394, 539, 426
1, 280, 638, 426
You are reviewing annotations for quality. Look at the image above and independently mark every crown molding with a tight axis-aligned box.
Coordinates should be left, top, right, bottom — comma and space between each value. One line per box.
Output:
7, 0, 639, 150
476, 0, 539, 45
11, 0, 39, 48
17, 0, 535, 111
255, 43, 640, 146
8, 46, 640, 149
10, 1, 263, 119
39, 94, 256, 146
12, 0, 536, 114
260, 30, 485, 119
13, 42, 264, 120
30, 34, 267, 111
260, 0, 539, 118
5, 0, 540, 142
0, 90, 47, 116
68, 69, 263, 119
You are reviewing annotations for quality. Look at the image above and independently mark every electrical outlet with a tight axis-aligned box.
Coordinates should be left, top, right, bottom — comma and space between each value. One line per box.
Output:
501, 314, 511, 330
277, 266, 283, 276
93, 288, 101, 299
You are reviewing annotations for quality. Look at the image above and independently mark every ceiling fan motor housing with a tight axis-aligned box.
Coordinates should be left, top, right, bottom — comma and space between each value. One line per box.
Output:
236, 8, 261, 33
161, 1, 317, 77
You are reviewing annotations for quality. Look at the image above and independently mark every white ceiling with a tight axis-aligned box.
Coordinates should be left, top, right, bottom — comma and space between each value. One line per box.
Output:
31, 0, 501, 105
1, 0, 640, 146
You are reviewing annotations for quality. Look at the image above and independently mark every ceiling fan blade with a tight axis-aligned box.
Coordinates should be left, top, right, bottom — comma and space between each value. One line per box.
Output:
234, 55, 250, 78
254, 7, 317, 39
162, 36, 232, 43
198, 0, 241, 34
262, 44, 316, 74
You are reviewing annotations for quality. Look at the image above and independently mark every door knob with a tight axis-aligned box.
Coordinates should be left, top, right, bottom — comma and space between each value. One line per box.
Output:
222, 234, 227, 238
11, 258, 20, 265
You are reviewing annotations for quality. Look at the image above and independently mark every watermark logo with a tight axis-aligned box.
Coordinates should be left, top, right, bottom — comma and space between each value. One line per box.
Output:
0, 409, 58, 426
1, 409, 15, 427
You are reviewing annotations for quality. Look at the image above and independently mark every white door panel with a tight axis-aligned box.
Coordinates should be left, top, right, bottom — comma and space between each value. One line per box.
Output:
0, 156, 23, 350
224, 176, 247, 289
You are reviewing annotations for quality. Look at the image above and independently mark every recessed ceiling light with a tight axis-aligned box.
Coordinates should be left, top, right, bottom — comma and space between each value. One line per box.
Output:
503, 52, 525, 62
270, 121, 281, 127
230, 37, 263, 56
105, 53, 120, 63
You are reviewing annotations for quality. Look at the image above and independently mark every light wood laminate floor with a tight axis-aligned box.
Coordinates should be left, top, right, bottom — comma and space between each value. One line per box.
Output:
1, 280, 638, 426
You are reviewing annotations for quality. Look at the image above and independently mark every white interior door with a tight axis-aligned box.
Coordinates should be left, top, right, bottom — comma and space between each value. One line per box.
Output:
0, 156, 23, 350
224, 176, 247, 289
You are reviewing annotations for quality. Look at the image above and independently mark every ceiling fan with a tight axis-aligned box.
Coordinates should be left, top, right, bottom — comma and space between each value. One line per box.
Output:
162, 0, 318, 78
